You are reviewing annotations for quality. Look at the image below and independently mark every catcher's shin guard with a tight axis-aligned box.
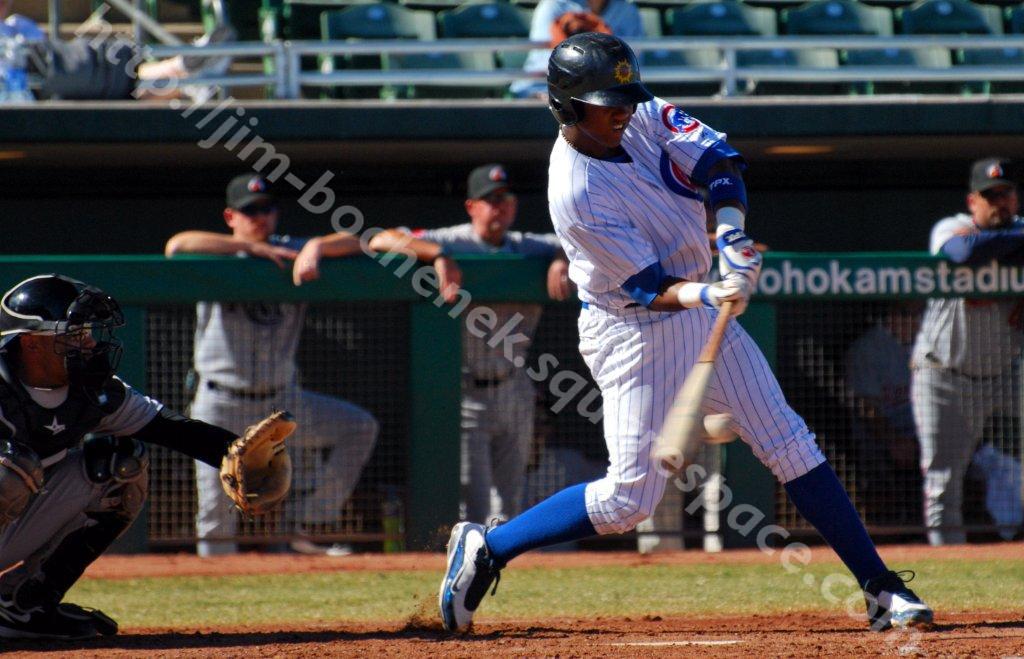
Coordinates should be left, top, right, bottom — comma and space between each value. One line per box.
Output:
16, 439, 149, 612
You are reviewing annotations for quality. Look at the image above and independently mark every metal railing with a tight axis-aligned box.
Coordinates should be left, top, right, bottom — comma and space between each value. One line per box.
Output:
26, 34, 1024, 100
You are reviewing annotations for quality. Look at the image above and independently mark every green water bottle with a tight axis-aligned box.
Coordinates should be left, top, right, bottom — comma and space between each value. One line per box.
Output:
382, 486, 405, 553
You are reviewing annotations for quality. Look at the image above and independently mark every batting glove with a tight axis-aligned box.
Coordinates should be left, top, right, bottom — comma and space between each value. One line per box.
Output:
677, 276, 750, 316
716, 224, 762, 288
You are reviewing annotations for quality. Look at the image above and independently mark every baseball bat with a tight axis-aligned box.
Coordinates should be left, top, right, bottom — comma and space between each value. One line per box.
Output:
653, 300, 733, 474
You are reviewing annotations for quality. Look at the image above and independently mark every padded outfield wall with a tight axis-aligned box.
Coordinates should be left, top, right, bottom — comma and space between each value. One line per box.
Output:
1, 97, 1023, 256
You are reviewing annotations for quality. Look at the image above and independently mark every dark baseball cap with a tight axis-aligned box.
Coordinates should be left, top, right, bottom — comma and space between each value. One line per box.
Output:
970, 158, 1016, 193
226, 174, 274, 209
467, 164, 511, 200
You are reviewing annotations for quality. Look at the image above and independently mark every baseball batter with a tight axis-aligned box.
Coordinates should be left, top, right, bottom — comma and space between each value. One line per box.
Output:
369, 164, 570, 523
165, 174, 379, 556
911, 158, 1024, 546
0, 274, 267, 640
440, 32, 933, 633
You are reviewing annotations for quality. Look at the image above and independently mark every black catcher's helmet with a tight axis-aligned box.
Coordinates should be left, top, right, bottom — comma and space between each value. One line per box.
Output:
0, 274, 125, 397
547, 32, 653, 126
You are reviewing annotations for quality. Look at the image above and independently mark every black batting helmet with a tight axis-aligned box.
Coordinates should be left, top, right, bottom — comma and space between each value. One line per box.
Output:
547, 32, 653, 126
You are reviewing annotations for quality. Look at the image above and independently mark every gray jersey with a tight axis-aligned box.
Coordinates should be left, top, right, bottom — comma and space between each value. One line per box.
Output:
193, 235, 308, 389
911, 213, 1024, 376
417, 224, 561, 380
846, 324, 914, 435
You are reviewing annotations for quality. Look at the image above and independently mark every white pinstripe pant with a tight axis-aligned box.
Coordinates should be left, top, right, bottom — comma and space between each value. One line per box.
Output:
578, 305, 825, 535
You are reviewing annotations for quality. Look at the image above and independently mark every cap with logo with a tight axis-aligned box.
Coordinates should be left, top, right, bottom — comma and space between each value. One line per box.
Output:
226, 174, 274, 209
467, 164, 511, 200
970, 158, 1016, 193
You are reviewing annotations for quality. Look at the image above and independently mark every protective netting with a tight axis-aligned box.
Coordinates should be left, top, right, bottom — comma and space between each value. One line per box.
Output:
775, 300, 1023, 543
142, 296, 1024, 550
145, 303, 408, 547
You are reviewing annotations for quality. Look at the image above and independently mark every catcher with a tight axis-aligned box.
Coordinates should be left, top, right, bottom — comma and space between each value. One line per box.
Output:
0, 274, 293, 640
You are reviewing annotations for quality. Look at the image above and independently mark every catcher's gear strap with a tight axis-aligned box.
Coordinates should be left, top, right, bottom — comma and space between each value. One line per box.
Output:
220, 410, 294, 516
82, 435, 148, 484
0, 440, 43, 530
133, 406, 235, 467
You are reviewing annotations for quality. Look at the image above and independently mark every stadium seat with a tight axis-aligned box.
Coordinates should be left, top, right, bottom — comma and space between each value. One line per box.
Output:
641, 48, 724, 97
319, 3, 434, 98
742, 48, 847, 95
899, 0, 997, 34
1011, 5, 1024, 33
843, 46, 959, 93
439, 0, 530, 37
639, 6, 664, 36
667, 0, 778, 36
385, 50, 497, 98
436, 1, 530, 92
958, 46, 1024, 92
783, 0, 894, 35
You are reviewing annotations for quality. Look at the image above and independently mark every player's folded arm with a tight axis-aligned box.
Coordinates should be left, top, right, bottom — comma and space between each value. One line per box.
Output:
939, 231, 1024, 265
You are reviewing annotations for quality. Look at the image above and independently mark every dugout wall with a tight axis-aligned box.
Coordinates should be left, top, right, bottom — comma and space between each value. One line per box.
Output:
2, 252, 1020, 553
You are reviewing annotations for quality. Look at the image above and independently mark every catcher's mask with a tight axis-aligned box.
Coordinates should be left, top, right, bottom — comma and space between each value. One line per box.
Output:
0, 274, 125, 402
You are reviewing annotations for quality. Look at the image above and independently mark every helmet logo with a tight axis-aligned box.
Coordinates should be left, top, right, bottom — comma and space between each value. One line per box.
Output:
247, 177, 267, 193
987, 163, 1004, 179
489, 166, 507, 182
613, 59, 634, 84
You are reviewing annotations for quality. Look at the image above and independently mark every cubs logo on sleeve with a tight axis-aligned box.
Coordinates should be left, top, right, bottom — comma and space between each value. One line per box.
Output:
660, 104, 701, 135
659, 150, 702, 200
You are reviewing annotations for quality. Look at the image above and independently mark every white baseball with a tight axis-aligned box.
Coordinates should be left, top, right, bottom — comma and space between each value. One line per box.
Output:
703, 413, 737, 444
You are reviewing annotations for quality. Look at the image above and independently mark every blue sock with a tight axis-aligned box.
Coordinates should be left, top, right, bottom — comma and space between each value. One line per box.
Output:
485, 483, 596, 566
784, 462, 887, 587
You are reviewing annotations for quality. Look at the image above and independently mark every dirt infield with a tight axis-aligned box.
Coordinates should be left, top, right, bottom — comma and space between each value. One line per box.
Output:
5, 544, 1023, 657
5, 612, 1024, 657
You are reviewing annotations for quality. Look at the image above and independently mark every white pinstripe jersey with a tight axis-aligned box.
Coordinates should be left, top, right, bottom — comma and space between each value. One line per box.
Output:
548, 97, 726, 312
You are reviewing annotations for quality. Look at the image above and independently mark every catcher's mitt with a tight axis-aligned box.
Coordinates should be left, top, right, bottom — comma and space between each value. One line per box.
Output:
220, 410, 295, 516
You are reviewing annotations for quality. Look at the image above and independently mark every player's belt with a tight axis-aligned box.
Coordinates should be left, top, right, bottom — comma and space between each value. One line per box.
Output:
580, 302, 640, 310
206, 380, 282, 400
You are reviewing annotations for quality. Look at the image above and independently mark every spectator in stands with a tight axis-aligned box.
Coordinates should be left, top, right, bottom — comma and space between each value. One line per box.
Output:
165, 173, 379, 556
910, 157, 1024, 545
0, 0, 235, 102
510, 0, 644, 99
845, 301, 923, 525
369, 164, 572, 523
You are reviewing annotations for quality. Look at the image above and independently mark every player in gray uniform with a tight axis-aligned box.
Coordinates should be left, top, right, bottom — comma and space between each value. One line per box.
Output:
911, 158, 1024, 545
370, 164, 571, 522
165, 174, 379, 556
0, 274, 248, 639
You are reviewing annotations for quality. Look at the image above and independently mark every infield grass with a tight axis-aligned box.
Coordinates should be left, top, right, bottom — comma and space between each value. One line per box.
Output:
68, 556, 1024, 628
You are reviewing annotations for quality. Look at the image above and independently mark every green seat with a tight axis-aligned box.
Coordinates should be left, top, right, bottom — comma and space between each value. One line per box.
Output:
1011, 5, 1024, 33
439, 2, 530, 75
667, 0, 777, 36
899, 0, 993, 34
741, 48, 848, 95
843, 46, 958, 93
320, 3, 430, 99
641, 48, 723, 97
386, 51, 497, 98
439, 1, 530, 38
959, 46, 1024, 92
784, 0, 893, 35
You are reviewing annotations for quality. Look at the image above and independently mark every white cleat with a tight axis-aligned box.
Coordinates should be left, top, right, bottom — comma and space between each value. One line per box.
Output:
438, 522, 501, 632
863, 570, 934, 631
